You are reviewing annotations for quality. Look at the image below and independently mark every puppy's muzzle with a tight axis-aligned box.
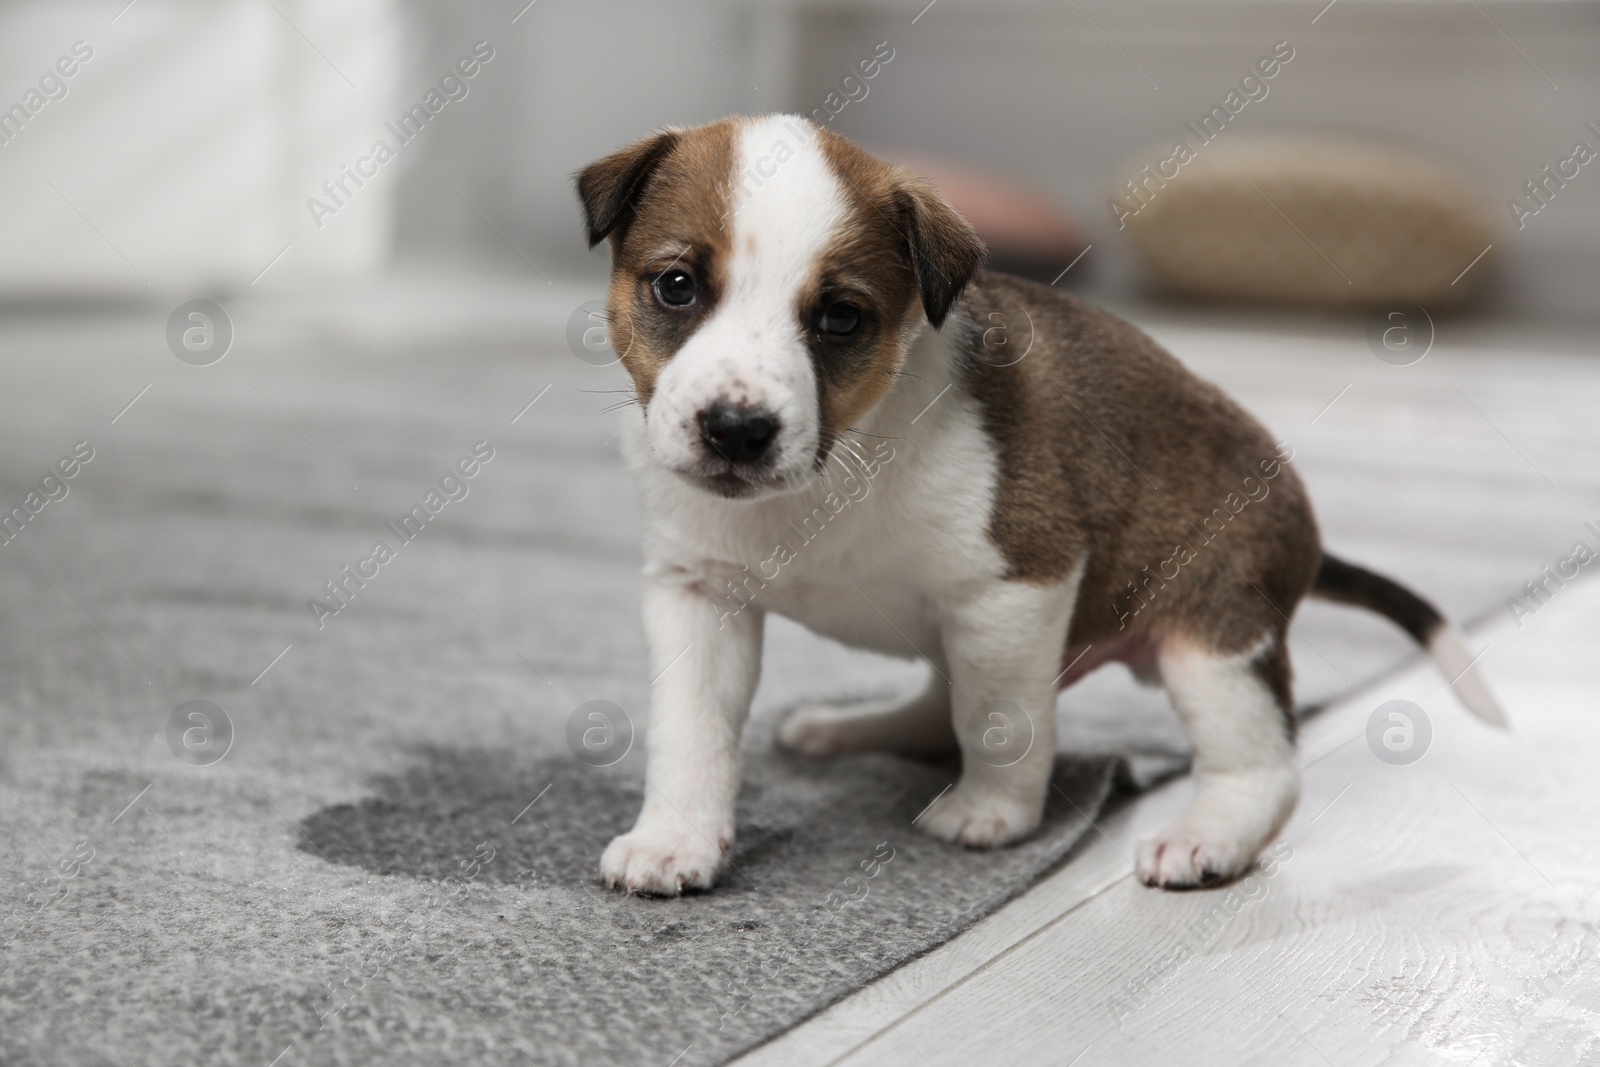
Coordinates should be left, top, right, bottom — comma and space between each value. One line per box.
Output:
697, 402, 778, 466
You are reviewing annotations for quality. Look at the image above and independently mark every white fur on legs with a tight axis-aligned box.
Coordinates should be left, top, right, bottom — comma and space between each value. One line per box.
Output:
1137, 634, 1301, 889
600, 574, 764, 895
917, 577, 1078, 849
777, 672, 955, 757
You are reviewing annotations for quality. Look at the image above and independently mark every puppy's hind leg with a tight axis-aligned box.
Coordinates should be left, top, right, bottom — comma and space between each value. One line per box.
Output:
778, 671, 956, 757
1137, 631, 1301, 889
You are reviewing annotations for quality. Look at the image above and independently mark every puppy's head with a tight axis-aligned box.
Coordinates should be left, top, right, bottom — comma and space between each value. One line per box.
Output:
577, 115, 983, 500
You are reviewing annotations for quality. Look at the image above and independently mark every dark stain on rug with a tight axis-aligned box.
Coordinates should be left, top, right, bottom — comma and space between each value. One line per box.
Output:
291, 744, 1119, 1065
299, 747, 635, 886
297, 746, 830, 891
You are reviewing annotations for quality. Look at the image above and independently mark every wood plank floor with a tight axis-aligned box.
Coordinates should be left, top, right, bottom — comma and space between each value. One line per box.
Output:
736, 544, 1600, 1067
731, 311, 1600, 1067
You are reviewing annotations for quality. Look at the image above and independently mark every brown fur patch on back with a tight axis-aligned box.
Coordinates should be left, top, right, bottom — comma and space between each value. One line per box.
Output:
952, 273, 1322, 658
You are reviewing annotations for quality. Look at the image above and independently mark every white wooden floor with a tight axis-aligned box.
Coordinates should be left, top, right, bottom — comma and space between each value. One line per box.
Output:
734, 574, 1600, 1066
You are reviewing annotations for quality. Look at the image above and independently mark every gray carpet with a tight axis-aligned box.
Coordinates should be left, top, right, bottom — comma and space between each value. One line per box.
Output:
1, 282, 1592, 1066
4, 742, 1115, 1067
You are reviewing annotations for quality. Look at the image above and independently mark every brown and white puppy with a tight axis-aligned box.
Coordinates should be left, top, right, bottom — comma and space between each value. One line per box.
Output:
576, 115, 1505, 895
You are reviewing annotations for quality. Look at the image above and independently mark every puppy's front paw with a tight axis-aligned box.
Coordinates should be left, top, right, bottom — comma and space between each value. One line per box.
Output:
916, 783, 1041, 848
1135, 820, 1256, 889
599, 824, 729, 896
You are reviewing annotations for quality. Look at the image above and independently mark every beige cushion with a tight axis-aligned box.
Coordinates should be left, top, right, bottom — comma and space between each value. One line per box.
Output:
1114, 136, 1499, 307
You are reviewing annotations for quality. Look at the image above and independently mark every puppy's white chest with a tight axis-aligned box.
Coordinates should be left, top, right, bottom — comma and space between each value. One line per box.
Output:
738, 504, 939, 657
633, 371, 1010, 660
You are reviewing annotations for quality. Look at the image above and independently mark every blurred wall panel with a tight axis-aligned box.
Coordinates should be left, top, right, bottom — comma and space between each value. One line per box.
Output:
799, 0, 1600, 319
392, 0, 765, 279
0, 0, 401, 294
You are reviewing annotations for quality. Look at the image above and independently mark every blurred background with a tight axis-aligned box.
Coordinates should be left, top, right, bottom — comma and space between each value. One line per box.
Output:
3, 0, 1597, 314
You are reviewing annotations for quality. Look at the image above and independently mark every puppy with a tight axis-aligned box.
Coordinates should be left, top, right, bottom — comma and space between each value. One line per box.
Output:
575, 115, 1504, 895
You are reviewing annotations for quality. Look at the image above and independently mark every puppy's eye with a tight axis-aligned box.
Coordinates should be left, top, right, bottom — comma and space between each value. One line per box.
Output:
653, 268, 696, 308
818, 301, 861, 337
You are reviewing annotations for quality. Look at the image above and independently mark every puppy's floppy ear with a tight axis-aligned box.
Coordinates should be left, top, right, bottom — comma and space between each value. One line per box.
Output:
892, 175, 986, 329
575, 130, 680, 248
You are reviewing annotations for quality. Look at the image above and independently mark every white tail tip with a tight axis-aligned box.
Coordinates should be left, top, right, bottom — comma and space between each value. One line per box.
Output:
1428, 625, 1509, 728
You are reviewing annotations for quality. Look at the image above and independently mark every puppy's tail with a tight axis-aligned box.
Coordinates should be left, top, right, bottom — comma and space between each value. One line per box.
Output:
1311, 552, 1508, 728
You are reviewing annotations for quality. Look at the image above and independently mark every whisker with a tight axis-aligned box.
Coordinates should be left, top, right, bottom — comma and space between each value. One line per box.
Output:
834, 436, 871, 478
827, 444, 872, 491
599, 398, 640, 414
813, 426, 841, 474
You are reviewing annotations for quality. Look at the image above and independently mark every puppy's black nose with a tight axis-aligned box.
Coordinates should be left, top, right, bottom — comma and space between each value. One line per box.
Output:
698, 404, 778, 464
